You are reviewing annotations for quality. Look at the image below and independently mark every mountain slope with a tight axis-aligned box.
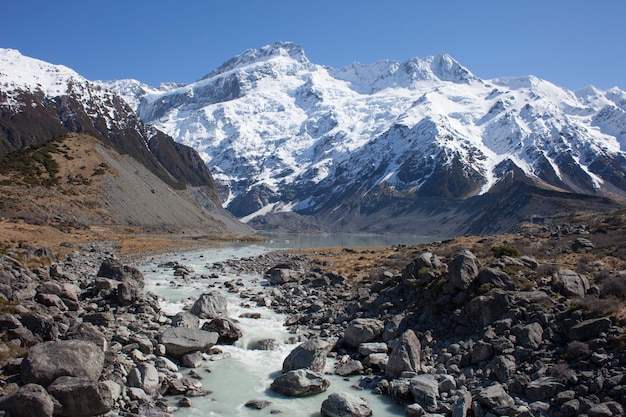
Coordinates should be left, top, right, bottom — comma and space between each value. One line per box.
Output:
104, 42, 626, 235
0, 48, 250, 234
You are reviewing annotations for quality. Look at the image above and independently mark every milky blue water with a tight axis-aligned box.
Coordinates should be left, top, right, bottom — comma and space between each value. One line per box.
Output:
140, 235, 436, 416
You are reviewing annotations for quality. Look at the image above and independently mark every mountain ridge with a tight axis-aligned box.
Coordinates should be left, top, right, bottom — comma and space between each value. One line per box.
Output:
5, 44, 626, 235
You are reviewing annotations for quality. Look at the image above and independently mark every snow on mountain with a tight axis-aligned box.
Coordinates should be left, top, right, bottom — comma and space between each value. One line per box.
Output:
104, 42, 624, 226
6, 43, 620, 232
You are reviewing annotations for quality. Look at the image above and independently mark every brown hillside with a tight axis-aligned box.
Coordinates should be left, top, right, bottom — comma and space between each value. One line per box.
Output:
0, 133, 252, 254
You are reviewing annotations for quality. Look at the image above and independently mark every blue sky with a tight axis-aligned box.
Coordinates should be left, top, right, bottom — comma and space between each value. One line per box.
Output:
2, 0, 625, 90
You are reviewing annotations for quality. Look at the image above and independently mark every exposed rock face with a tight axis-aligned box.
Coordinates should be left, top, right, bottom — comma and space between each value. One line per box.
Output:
321, 392, 372, 417
20, 340, 105, 386
270, 369, 330, 397
282, 338, 334, 373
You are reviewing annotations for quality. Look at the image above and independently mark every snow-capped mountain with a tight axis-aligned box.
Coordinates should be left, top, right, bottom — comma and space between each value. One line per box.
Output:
101, 41, 626, 234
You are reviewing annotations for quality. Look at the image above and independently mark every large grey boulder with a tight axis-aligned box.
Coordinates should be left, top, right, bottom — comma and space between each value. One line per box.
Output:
321, 392, 372, 417
0, 383, 54, 417
344, 318, 384, 347
20, 340, 104, 386
385, 330, 421, 378
282, 338, 333, 373
47, 376, 113, 417
552, 269, 590, 298
409, 374, 439, 412
448, 249, 479, 290
201, 317, 243, 344
97, 258, 144, 288
159, 327, 219, 358
490, 355, 516, 383
515, 322, 544, 349
127, 362, 160, 395
190, 291, 228, 319
171, 311, 200, 328
268, 266, 301, 284
270, 369, 330, 397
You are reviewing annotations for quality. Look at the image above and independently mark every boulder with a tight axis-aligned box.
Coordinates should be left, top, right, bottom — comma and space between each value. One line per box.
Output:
515, 322, 544, 349
569, 317, 612, 341
385, 330, 421, 378
97, 257, 144, 288
127, 362, 160, 395
65, 322, 108, 351
465, 290, 510, 326
321, 392, 372, 417
47, 376, 113, 417
552, 269, 590, 298
171, 311, 200, 328
245, 399, 273, 409
201, 317, 243, 344
572, 237, 595, 253
20, 340, 104, 386
477, 268, 515, 290
475, 383, 515, 411
409, 374, 439, 412
448, 249, 479, 290
267, 266, 300, 284
526, 377, 565, 401
344, 318, 384, 347
0, 383, 54, 417
490, 355, 516, 383
282, 338, 333, 373
270, 369, 330, 397
335, 359, 364, 376
358, 342, 388, 356
190, 291, 228, 319
159, 327, 219, 358
249, 338, 281, 350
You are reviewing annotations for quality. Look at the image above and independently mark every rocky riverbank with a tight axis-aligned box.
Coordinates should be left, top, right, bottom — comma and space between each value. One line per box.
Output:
1, 211, 626, 416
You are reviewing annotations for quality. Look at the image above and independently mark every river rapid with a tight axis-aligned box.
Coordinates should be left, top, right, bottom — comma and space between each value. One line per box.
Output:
140, 235, 434, 416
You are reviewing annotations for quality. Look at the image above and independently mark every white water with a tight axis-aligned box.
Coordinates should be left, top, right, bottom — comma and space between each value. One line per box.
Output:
140, 236, 432, 416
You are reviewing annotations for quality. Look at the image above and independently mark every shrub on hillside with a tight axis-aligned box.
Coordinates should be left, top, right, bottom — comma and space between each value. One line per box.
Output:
491, 245, 521, 258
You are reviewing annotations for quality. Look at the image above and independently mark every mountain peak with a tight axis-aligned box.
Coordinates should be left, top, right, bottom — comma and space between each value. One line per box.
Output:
428, 53, 475, 83
202, 41, 309, 79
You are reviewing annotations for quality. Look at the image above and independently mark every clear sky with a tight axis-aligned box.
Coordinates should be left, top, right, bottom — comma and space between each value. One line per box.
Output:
2, 0, 625, 90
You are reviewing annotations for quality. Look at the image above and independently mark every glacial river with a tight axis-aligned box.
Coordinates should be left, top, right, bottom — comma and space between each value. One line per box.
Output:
140, 235, 436, 416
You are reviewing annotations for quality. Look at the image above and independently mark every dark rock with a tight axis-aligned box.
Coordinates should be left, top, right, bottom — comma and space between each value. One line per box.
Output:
171, 311, 200, 328
344, 318, 384, 347
448, 249, 479, 290
526, 377, 565, 401
47, 376, 113, 417
245, 399, 273, 409
159, 327, 219, 358
475, 383, 515, 411
409, 374, 438, 412
321, 391, 372, 417
270, 369, 330, 397
282, 338, 333, 373
477, 267, 515, 290
385, 330, 421, 378
0, 383, 54, 417
127, 362, 160, 395
335, 359, 364, 376
465, 290, 510, 326
20, 340, 104, 386
201, 317, 243, 344
552, 269, 590, 298
268, 267, 300, 284
249, 338, 281, 350
569, 317, 612, 341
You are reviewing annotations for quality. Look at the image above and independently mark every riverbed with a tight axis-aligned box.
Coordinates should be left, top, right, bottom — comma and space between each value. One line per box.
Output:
140, 235, 435, 416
